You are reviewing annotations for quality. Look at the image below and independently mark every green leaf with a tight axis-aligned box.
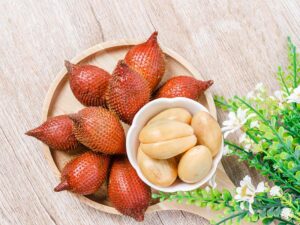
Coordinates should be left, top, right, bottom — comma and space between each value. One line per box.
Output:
259, 209, 267, 217
265, 131, 275, 139
224, 208, 233, 214
250, 214, 259, 222
262, 217, 274, 225
271, 117, 277, 128
286, 136, 294, 147
195, 201, 207, 208
151, 193, 158, 198
177, 199, 183, 204
207, 202, 214, 208
278, 126, 285, 137
273, 207, 281, 217
267, 207, 274, 217
288, 161, 295, 169
278, 222, 287, 225
222, 190, 232, 201
280, 152, 289, 160
295, 171, 300, 180
295, 148, 300, 159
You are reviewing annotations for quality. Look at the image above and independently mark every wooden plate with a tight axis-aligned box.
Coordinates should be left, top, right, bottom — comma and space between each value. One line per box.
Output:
42, 40, 235, 220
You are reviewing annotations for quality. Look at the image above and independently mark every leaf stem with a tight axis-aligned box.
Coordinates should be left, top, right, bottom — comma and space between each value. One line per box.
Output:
288, 36, 298, 88
278, 66, 291, 95
214, 98, 237, 111
215, 211, 247, 225
235, 96, 300, 164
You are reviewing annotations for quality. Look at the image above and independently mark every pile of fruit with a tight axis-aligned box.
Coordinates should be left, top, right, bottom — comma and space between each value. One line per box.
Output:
26, 32, 213, 221
138, 108, 222, 187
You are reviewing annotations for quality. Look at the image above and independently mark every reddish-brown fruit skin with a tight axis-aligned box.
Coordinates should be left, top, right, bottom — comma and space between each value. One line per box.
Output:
70, 107, 125, 154
65, 61, 110, 107
108, 157, 151, 221
125, 31, 165, 91
25, 115, 79, 151
54, 152, 110, 195
155, 76, 214, 100
106, 60, 150, 124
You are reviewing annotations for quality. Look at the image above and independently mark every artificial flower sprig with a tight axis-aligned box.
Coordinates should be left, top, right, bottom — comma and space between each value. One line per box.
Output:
153, 38, 300, 224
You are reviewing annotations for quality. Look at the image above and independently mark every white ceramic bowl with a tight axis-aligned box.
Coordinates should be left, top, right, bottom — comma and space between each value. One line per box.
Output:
126, 97, 223, 192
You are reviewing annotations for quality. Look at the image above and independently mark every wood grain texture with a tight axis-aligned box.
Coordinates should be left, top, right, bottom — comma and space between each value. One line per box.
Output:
0, 0, 300, 224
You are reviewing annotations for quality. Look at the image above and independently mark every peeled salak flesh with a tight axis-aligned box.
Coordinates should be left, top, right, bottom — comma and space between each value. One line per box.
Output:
125, 31, 165, 91
54, 152, 110, 195
155, 76, 213, 100
65, 61, 110, 106
108, 157, 151, 221
70, 107, 125, 154
26, 115, 79, 151
106, 60, 150, 124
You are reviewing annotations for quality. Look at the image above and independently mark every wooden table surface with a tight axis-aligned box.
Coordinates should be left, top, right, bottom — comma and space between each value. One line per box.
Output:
1, 0, 300, 224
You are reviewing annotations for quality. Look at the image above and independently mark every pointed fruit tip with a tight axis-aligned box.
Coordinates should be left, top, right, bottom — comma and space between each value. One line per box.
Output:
117, 60, 129, 68
68, 113, 80, 124
54, 180, 70, 192
146, 31, 158, 44
25, 127, 41, 137
65, 60, 74, 73
133, 213, 144, 222
206, 80, 214, 87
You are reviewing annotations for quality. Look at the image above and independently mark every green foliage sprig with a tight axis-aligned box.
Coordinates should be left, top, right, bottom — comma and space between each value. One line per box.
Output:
153, 38, 300, 225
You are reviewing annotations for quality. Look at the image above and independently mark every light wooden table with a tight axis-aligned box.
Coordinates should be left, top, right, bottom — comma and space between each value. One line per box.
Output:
1, 1, 300, 224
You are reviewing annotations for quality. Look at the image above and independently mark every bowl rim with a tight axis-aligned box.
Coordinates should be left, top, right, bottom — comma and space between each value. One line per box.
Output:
126, 97, 224, 192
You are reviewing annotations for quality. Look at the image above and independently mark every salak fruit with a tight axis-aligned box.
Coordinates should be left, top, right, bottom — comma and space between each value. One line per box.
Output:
108, 157, 151, 221
69, 107, 125, 154
54, 152, 110, 195
106, 60, 150, 124
65, 61, 110, 107
26, 115, 79, 151
155, 76, 213, 100
125, 31, 165, 91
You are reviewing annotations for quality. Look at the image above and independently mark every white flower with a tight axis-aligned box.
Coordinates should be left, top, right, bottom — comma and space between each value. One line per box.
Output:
281, 208, 293, 220
223, 145, 232, 155
270, 186, 282, 197
246, 91, 255, 100
239, 133, 254, 152
234, 175, 266, 214
222, 108, 255, 138
287, 86, 300, 104
250, 121, 259, 128
270, 90, 286, 108
239, 133, 247, 143
205, 186, 211, 192
274, 90, 285, 102
255, 82, 264, 92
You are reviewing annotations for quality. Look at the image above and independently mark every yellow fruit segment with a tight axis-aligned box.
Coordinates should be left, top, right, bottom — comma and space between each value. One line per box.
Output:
191, 111, 222, 157
140, 135, 197, 159
137, 147, 177, 187
139, 120, 194, 143
178, 145, 212, 183
147, 108, 192, 125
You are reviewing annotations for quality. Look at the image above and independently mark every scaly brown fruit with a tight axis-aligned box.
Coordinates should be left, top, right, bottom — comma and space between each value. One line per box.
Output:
54, 152, 110, 195
108, 157, 151, 221
70, 107, 125, 154
26, 115, 79, 151
155, 76, 213, 100
125, 31, 165, 91
106, 60, 150, 124
65, 61, 110, 106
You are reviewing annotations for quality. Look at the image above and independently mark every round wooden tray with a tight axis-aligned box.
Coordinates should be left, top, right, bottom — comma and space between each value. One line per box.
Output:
42, 39, 235, 220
